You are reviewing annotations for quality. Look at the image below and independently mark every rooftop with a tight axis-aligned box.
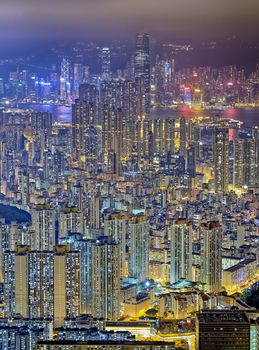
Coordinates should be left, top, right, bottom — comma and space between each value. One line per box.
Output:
197, 310, 249, 324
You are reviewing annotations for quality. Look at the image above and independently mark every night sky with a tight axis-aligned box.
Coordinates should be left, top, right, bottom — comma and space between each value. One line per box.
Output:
1, 0, 259, 43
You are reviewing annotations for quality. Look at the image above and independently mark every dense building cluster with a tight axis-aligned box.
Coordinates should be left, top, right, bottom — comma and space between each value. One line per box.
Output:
0, 34, 259, 349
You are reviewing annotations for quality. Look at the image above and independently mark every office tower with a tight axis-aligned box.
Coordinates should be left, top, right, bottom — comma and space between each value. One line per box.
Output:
104, 212, 128, 276
92, 237, 121, 320
233, 138, 245, 187
100, 47, 111, 80
187, 145, 196, 178
73, 63, 84, 98
170, 220, 193, 284
128, 215, 149, 282
244, 138, 257, 186
197, 310, 257, 350
200, 221, 222, 293
213, 128, 229, 193
4, 245, 80, 327
58, 208, 84, 239
179, 117, 187, 159
60, 58, 71, 103
31, 205, 56, 251
135, 33, 150, 118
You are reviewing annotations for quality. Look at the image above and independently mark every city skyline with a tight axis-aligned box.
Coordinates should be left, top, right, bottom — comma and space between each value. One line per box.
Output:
0, 0, 259, 348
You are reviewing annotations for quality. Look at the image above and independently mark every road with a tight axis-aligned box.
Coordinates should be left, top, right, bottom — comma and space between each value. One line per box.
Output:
106, 325, 195, 350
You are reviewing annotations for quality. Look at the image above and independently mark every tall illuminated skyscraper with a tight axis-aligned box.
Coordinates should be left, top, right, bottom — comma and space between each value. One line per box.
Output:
104, 212, 128, 277
72, 99, 101, 167
243, 138, 257, 186
170, 220, 193, 284
213, 128, 229, 193
187, 145, 196, 178
102, 106, 123, 173
233, 138, 245, 187
101, 47, 111, 80
128, 215, 149, 283
63, 233, 93, 315
60, 58, 71, 103
92, 237, 121, 320
179, 117, 187, 159
135, 33, 150, 118
200, 221, 222, 293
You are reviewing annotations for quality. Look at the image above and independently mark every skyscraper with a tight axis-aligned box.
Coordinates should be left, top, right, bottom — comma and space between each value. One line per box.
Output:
170, 220, 193, 284
243, 138, 257, 186
60, 58, 71, 103
31, 205, 56, 251
214, 128, 229, 193
187, 145, 196, 178
179, 117, 187, 159
4, 245, 80, 327
58, 207, 84, 239
135, 34, 150, 118
233, 138, 245, 187
104, 212, 128, 277
128, 215, 149, 283
92, 237, 121, 320
100, 47, 111, 80
200, 221, 222, 293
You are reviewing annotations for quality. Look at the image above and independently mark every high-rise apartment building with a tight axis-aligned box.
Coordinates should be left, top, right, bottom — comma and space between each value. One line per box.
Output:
200, 221, 222, 293
104, 212, 128, 277
170, 220, 193, 284
31, 205, 56, 251
91, 237, 121, 320
4, 245, 80, 327
214, 128, 229, 193
128, 215, 149, 283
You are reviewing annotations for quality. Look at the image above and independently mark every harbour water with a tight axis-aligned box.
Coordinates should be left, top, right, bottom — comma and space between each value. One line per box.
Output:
18, 103, 259, 127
